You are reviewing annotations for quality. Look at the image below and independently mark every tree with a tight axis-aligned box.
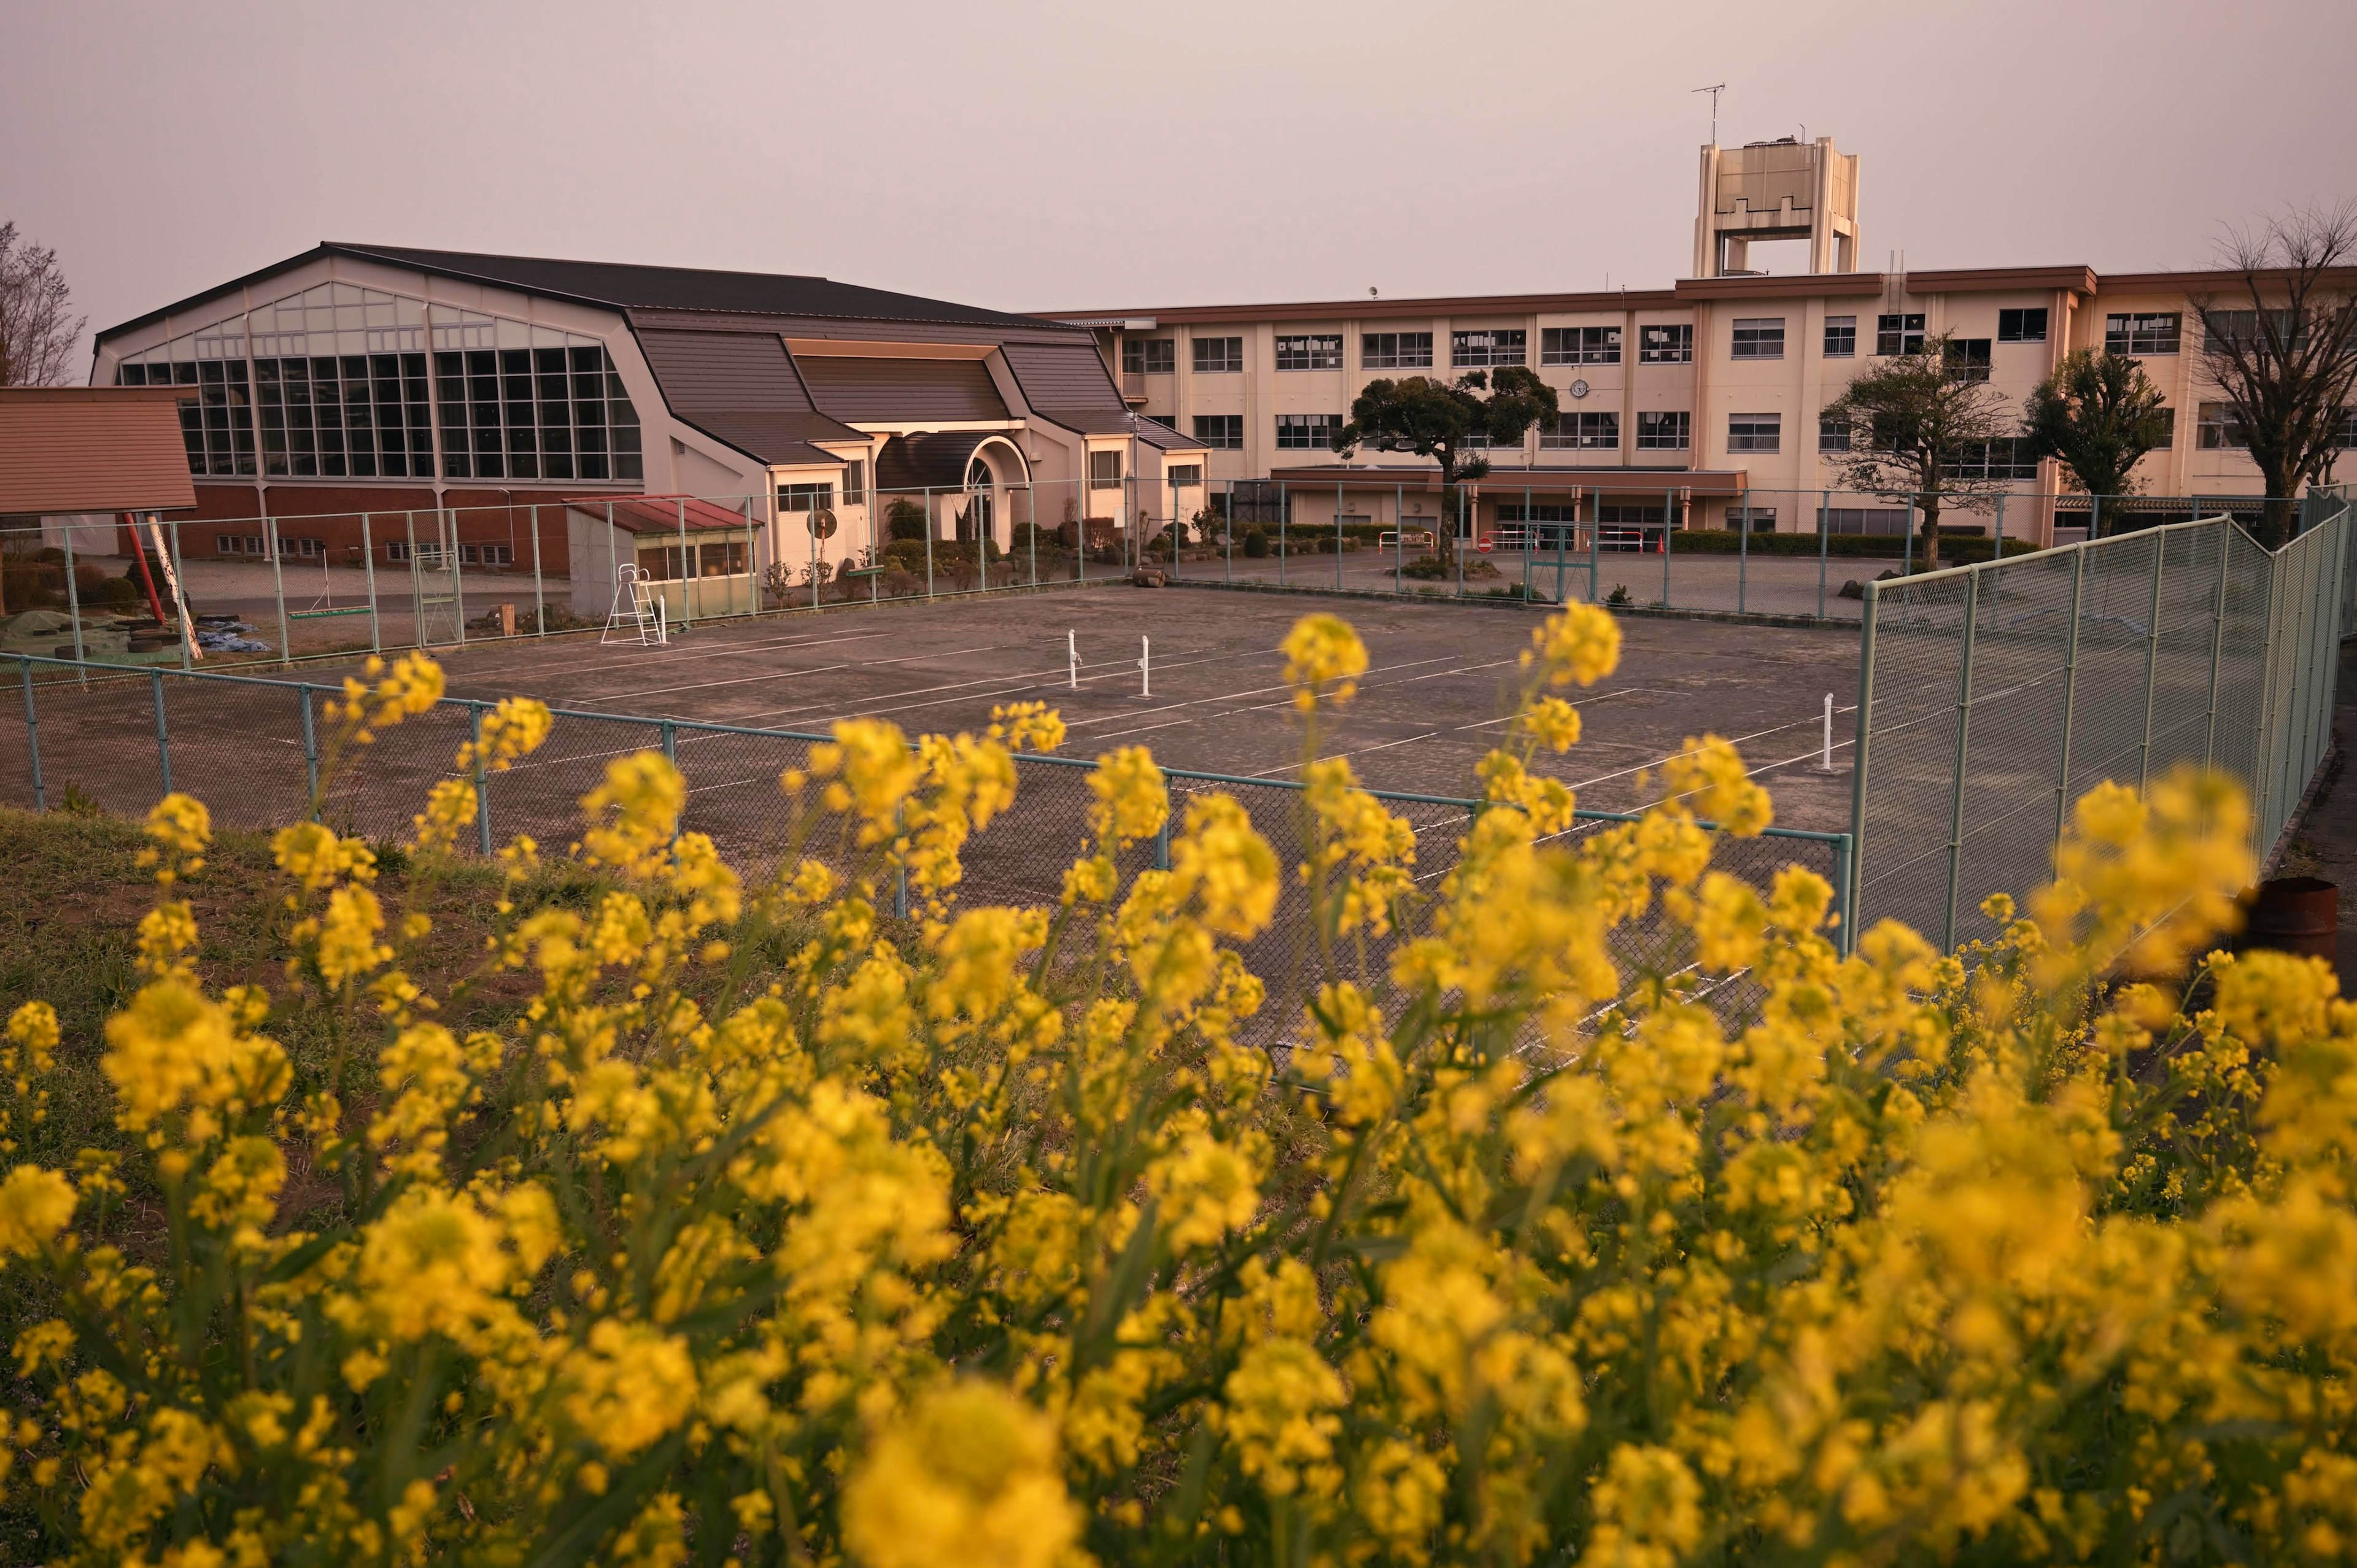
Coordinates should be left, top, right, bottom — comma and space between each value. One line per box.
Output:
2189, 201, 2357, 546
1334, 368, 1557, 561
0, 221, 83, 387
2023, 349, 2175, 509
1818, 333, 2014, 572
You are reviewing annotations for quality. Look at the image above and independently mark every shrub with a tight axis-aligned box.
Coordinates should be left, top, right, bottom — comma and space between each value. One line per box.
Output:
1242, 527, 1269, 558
1, 625, 2350, 1568
884, 498, 929, 542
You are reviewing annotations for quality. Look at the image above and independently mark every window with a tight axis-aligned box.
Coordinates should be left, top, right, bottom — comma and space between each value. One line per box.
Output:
1636, 410, 1690, 450
1194, 415, 1243, 449
1998, 307, 2048, 343
1542, 325, 1620, 365
383, 539, 411, 563
1951, 438, 2040, 481
2197, 403, 2249, 450
433, 341, 641, 482
1819, 414, 1851, 453
1275, 413, 1344, 450
1638, 324, 1693, 364
1823, 316, 1857, 358
1730, 318, 1786, 360
1727, 412, 1781, 453
2105, 312, 2181, 355
2203, 309, 2307, 355
1945, 338, 1993, 383
2153, 407, 2175, 450
842, 461, 866, 503
1450, 328, 1525, 367
1274, 334, 1342, 371
457, 542, 514, 567
1167, 463, 1203, 487
1121, 338, 1175, 375
1825, 507, 1912, 538
1876, 314, 1926, 355
1088, 449, 1125, 488
1193, 336, 1244, 373
777, 482, 835, 512
1361, 331, 1433, 369
215, 533, 266, 556
1541, 411, 1620, 449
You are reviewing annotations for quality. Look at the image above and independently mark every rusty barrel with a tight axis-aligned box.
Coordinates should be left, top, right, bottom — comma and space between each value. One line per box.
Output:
2243, 877, 2339, 961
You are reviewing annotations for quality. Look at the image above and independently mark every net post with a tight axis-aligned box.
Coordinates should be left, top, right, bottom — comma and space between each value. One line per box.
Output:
1942, 568, 1981, 951
2052, 547, 2086, 856
60, 520, 86, 678
152, 668, 172, 796
1846, 580, 1880, 946
20, 658, 44, 812
2137, 531, 2167, 792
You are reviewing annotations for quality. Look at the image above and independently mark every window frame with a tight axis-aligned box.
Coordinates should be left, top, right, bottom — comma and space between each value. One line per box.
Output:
2105, 312, 2182, 356
1361, 331, 1434, 370
1635, 409, 1691, 450
1088, 449, 1126, 488
1822, 316, 1857, 358
1192, 414, 1244, 449
1450, 328, 1527, 368
1997, 307, 2048, 343
1192, 336, 1245, 374
1636, 324, 1693, 365
1945, 338, 1994, 384
1730, 318, 1787, 361
1273, 333, 1344, 371
1726, 412, 1782, 454
1274, 412, 1344, 450
1541, 325, 1622, 366
1121, 338, 1175, 376
1875, 314, 1927, 356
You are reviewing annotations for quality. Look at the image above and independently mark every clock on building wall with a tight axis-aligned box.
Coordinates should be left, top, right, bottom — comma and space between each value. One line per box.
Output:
1569, 380, 1590, 399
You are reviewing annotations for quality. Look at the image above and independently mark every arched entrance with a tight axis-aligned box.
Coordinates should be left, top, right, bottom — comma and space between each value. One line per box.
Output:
956, 435, 1029, 550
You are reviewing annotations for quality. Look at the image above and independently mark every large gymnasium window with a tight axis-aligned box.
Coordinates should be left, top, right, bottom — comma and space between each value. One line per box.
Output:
115, 282, 643, 483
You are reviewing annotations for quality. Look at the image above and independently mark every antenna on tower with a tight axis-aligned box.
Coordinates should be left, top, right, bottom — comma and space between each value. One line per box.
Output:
1692, 83, 1727, 145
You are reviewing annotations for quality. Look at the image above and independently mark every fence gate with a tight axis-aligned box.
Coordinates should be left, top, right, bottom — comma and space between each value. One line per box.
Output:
412, 512, 464, 646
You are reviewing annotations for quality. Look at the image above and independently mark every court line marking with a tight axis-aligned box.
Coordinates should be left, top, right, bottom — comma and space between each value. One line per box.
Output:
559, 642, 1014, 706
438, 625, 902, 688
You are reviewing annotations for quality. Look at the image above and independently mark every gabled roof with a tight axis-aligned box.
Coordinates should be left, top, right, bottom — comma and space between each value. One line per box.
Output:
560, 495, 754, 535
96, 242, 1091, 344
0, 388, 197, 514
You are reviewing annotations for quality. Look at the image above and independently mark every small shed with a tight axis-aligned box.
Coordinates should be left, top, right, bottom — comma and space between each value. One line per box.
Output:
0, 385, 197, 556
564, 495, 761, 620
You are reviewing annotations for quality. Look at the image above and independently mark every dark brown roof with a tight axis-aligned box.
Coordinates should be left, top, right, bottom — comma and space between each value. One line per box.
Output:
795, 354, 1008, 423
0, 387, 198, 514
875, 431, 1029, 490
633, 329, 866, 463
98, 243, 1091, 344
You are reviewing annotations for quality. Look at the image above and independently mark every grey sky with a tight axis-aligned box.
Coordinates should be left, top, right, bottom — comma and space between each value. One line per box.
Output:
4, 0, 2351, 365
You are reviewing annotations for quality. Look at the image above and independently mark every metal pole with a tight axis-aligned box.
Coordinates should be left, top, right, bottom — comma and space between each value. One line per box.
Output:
151, 668, 172, 797
923, 488, 935, 598
2250, 551, 2285, 851
1225, 479, 1234, 585
1028, 485, 1039, 587
268, 514, 291, 666
2137, 531, 2167, 792
2052, 548, 2086, 854
1941, 569, 1981, 951
1663, 487, 1673, 609
810, 501, 819, 611
406, 511, 420, 651
60, 520, 85, 671
1395, 482, 1404, 595
1338, 482, 1346, 591
362, 514, 382, 655
1454, 487, 1463, 599
1077, 481, 1085, 587
530, 503, 546, 636
2090, 493, 2102, 541
1522, 484, 1533, 601
20, 659, 44, 812
1903, 498, 1914, 576
1846, 581, 1879, 951
1738, 496, 1749, 615
1817, 490, 1829, 619
1279, 482, 1288, 588
446, 510, 467, 648
472, 701, 492, 855
676, 498, 692, 628
1555, 493, 1568, 603
300, 684, 320, 818
1589, 487, 1600, 603
166, 519, 193, 671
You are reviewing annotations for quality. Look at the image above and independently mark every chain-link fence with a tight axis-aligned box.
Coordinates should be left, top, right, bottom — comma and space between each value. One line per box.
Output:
0, 651, 1847, 1041
1849, 485, 2352, 952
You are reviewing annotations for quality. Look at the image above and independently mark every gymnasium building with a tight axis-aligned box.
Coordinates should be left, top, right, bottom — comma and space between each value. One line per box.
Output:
87, 245, 1207, 577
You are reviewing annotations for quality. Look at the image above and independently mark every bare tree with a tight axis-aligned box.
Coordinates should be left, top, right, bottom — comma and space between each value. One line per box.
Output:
2191, 201, 2357, 546
0, 222, 85, 387
1818, 333, 2015, 572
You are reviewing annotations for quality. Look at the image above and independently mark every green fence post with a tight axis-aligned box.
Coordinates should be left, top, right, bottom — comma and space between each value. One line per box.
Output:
165, 519, 193, 671
300, 684, 320, 819
1847, 582, 1879, 946
2137, 531, 2168, 792
1555, 493, 1567, 603
1941, 568, 1981, 951
1454, 488, 1463, 599
1279, 482, 1288, 588
1662, 487, 1674, 609
20, 659, 44, 811
530, 503, 546, 636
924, 488, 935, 598
268, 515, 293, 666
1395, 482, 1404, 595
471, 701, 493, 855
1521, 484, 1533, 602
1589, 488, 1600, 603
447, 510, 468, 648
1903, 498, 1915, 576
2090, 493, 2103, 541
1738, 496, 1749, 615
2204, 520, 2231, 768
2053, 547, 2086, 854
675, 498, 692, 628
1817, 490, 1830, 619
151, 669, 172, 797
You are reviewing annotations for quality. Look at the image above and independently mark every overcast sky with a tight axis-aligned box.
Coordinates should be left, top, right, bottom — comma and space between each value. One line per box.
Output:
4, 0, 2351, 364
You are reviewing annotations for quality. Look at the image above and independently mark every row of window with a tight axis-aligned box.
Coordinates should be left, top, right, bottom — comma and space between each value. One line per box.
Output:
123, 342, 644, 482
213, 534, 516, 566
1193, 409, 1696, 451
1129, 309, 2061, 379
